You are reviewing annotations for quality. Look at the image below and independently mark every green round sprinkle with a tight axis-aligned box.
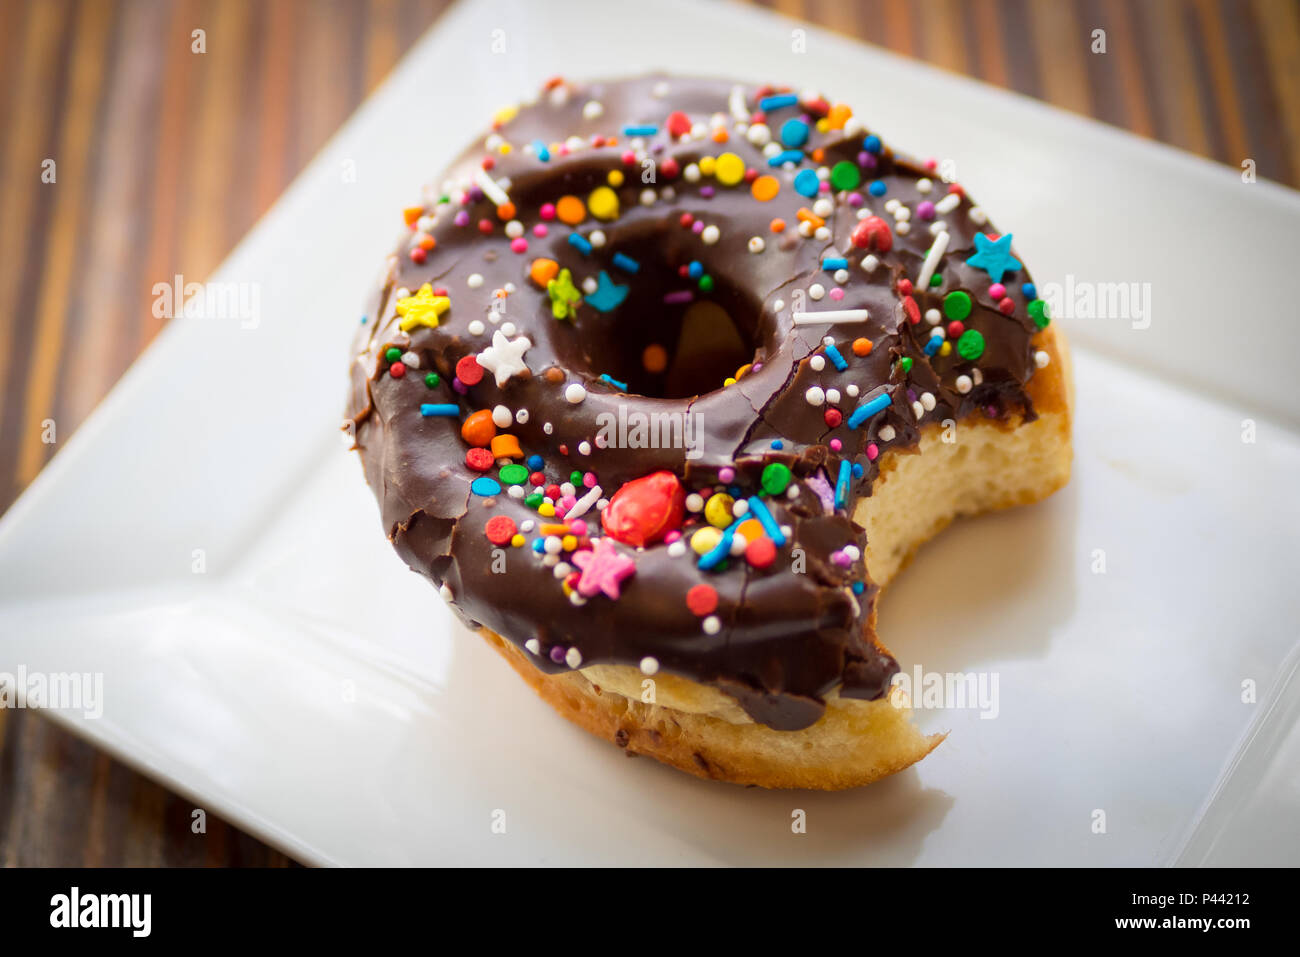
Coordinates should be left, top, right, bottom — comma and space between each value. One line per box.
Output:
524, 492, 545, 509
898, 356, 913, 374
761, 462, 793, 496
1028, 299, 1050, 329
569, 470, 583, 486
424, 372, 440, 388
929, 272, 943, 287
698, 275, 714, 293
385, 347, 402, 363
500, 464, 529, 485
957, 329, 985, 361
943, 291, 972, 320
829, 160, 861, 191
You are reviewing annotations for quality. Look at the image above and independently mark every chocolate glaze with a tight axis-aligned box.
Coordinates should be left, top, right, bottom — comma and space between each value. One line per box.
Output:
345, 75, 1043, 731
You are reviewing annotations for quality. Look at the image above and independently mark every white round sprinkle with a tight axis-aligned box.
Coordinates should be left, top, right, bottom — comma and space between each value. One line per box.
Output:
501, 321, 517, 336
809, 283, 826, 300
589, 230, 606, 248
667, 540, 687, 558
582, 100, 603, 120
701, 224, 721, 245
505, 220, 524, 238
834, 269, 849, 284
467, 273, 484, 288
544, 536, 563, 554
640, 656, 660, 676
826, 388, 841, 404
702, 616, 722, 635
860, 254, 880, 273
921, 391, 936, 411
969, 206, 988, 224
879, 424, 896, 442
640, 189, 657, 206
805, 386, 826, 406
578, 441, 592, 455
685, 493, 704, 512
746, 123, 771, 145
400, 351, 420, 369
773, 298, 785, 312
508, 485, 524, 498
565, 647, 583, 669
733, 499, 750, 517
973, 368, 984, 385
467, 319, 485, 336
896, 221, 911, 235
543, 422, 554, 434
565, 383, 587, 404
684, 163, 701, 182
884, 199, 900, 213
525, 638, 541, 655
926, 308, 942, 325
519, 520, 535, 533
582, 276, 598, 294
1035, 350, 1051, 368
845, 544, 861, 560
956, 374, 973, 394
847, 384, 860, 397
913, 401, 925, 419
748, 236, 766, 254
492, 405, 512, 428
810, 355, 826, 371
813, 198, 834, 218
814, 226, 831, 241
917, 178, 933, 194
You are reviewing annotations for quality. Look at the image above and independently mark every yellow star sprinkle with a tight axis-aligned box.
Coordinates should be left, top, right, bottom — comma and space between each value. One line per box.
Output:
395, 283, 449, 332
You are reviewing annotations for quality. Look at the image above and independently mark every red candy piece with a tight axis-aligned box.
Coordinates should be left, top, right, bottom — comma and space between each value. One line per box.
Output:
685, 583, 719, 617
455, 355, 484, 386
545, 484, 561, 500
902, 296, 920, 324
660, 157, 680, 180
485, 515, 517, 545
823, 407, 843, 428
465, 448, 495, 472
666, 111, 692, 137
746, 536, 777, 568
389, 361, 406, 378
601, 470, 686, 547
529, 471, 546, 486
851, 216, 892, 252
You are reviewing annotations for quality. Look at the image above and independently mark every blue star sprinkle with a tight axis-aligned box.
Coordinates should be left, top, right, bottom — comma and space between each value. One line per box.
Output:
584, 270, 629, 312
966, 232, 1022, 284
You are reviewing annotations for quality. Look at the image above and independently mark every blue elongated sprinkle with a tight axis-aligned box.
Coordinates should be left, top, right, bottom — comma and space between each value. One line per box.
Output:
824, 343, 847, 371
768, 149, 804, 167
600, 373, 629, 391
822, 257, 848, 271
470, 477, 502, 496
622, 124, 658, 137
759, 93, 799, 111
847, 392, 892, 429
567, 233, 592, 255
612, 252, 640, 274
835, 459, 851, 510
421, 403, 460, 417
698, 515, 745, 571
746, 497, 786, 547
532, 139, 550, 162
923, 334, 942, 357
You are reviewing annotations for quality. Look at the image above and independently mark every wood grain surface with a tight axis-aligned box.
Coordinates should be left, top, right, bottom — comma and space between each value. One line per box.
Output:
1, 0, 1297, 866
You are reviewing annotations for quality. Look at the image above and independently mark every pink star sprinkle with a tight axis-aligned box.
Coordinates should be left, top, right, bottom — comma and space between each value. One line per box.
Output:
571, 538, 636, 600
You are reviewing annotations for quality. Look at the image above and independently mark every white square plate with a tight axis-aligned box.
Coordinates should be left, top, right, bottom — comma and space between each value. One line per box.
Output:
2, 0, 1298, 866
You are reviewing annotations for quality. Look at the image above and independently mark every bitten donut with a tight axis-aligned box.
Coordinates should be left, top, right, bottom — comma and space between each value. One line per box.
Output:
345, 75, 1072, 790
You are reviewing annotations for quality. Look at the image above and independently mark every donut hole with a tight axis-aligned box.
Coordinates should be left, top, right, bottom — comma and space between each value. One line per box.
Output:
549, 229, 772, 400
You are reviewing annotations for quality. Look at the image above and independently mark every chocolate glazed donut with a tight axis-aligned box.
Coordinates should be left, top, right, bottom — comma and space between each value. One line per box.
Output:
346, 75, 1072, 787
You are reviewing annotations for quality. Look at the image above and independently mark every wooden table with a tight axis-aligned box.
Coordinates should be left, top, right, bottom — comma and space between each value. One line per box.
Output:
2, 0, 1296, 866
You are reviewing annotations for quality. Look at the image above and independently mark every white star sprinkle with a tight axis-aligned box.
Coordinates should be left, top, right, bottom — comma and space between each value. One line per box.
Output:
476, 330, 532, 387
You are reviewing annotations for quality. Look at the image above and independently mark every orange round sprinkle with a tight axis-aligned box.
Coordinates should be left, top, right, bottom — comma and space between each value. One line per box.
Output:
529, 258, 559, 287
770, 218, 786, 233
750, 175, 780, 202
852, 337, 874, 356
711, 127, 729, 143
737, 518, 766, 542
419, 235, 436, 251
555, 195, 585, 225
811, 148, 825, 163
460, 410, 497, 447
642, 343, 668, 374
496, 202, 516, 221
